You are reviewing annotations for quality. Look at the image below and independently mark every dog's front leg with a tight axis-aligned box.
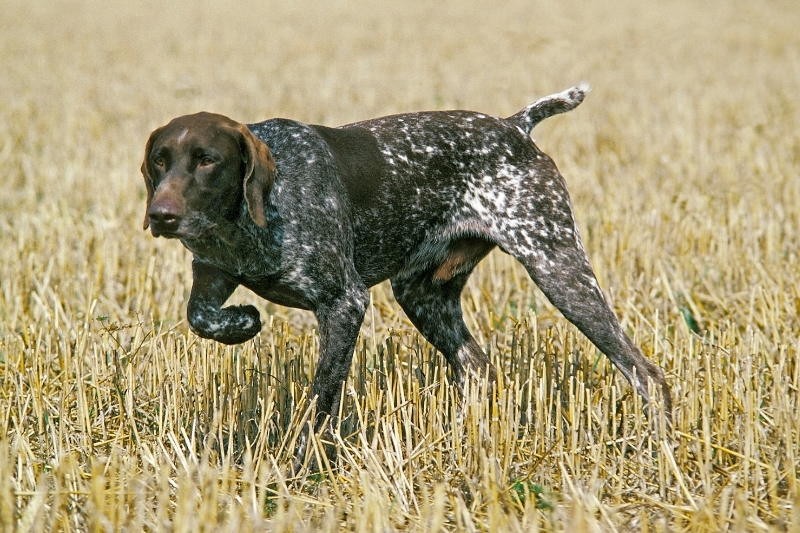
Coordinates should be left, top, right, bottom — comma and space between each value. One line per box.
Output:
311, 288, 371, 417
187, 259, 262, 344
294, 285, 370, 469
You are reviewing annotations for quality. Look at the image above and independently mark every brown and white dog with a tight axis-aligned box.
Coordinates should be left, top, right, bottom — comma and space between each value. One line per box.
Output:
141, 85, 671, 457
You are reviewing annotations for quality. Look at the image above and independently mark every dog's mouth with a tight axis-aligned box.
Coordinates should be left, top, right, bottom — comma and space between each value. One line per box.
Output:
150, 216, 218, 240
150, 228, 181, 239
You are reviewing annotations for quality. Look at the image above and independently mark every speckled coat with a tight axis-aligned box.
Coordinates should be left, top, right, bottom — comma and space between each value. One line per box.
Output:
141, 86, 671, 457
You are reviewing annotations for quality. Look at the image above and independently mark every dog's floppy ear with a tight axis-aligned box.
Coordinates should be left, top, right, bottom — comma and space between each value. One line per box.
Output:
140, 124, 166, 230
234, 124, 276, 227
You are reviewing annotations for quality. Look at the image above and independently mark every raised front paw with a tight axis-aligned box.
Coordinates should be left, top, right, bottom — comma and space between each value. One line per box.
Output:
188, 303, 262, 345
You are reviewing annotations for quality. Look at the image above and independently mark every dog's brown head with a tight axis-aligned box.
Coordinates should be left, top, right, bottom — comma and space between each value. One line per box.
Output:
141, 112, 276, 238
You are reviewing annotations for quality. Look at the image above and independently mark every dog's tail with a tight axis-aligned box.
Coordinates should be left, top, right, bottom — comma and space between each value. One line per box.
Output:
508, 83, 590, 135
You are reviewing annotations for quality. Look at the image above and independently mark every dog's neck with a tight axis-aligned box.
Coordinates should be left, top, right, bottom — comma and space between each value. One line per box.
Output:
181, 206, 283, 281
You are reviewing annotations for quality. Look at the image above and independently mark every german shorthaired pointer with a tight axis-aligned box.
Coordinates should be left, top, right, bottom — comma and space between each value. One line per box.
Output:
142, 85, 672, 447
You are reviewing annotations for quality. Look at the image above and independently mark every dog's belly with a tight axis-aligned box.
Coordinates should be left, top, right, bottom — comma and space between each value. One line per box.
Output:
354, 230, 496, 287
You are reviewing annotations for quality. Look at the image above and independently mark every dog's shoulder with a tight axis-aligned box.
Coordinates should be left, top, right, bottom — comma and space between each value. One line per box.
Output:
246, 118, 318, 155
247, 118, 386, 207
309, 124, 386, 206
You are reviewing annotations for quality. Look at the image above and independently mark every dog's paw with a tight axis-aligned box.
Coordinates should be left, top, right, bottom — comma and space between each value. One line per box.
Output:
189, 303, 262, 344
215, 304, 262, 344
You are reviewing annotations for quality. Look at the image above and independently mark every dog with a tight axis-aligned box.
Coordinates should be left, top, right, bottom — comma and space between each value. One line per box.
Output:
141, 85, 672, 455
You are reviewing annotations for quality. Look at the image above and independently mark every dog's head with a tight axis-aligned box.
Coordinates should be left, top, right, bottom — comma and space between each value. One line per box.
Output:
141, 112, 276, 238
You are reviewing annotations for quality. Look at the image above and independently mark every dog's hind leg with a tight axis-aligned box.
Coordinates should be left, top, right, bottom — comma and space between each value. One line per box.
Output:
497, 195, 672, 417
390, 243, 497, 388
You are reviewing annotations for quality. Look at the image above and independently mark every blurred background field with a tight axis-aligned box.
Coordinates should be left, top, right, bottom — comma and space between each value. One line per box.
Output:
1, 0, 799, 530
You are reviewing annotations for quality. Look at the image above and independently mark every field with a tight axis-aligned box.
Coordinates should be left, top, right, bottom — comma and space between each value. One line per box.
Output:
1, 0, 800, 530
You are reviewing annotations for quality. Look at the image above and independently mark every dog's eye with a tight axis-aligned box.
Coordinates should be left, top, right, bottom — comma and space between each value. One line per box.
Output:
199, 156, 215, 168
152, 156, 165, 168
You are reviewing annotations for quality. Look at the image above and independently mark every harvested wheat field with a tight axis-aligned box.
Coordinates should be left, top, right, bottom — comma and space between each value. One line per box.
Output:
1, 0, 799, 531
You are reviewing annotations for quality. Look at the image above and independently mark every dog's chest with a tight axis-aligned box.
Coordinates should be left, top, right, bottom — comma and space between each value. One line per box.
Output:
183, 224, 317, 309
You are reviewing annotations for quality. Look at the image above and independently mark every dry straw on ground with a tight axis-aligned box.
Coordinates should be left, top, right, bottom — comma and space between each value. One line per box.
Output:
1, 0, 799, 531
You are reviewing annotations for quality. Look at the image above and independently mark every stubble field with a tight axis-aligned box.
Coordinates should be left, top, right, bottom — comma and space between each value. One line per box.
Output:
1, 0, 799, 531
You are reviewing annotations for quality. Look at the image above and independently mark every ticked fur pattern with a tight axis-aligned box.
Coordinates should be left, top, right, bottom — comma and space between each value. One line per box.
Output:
142, 85, 671, 463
